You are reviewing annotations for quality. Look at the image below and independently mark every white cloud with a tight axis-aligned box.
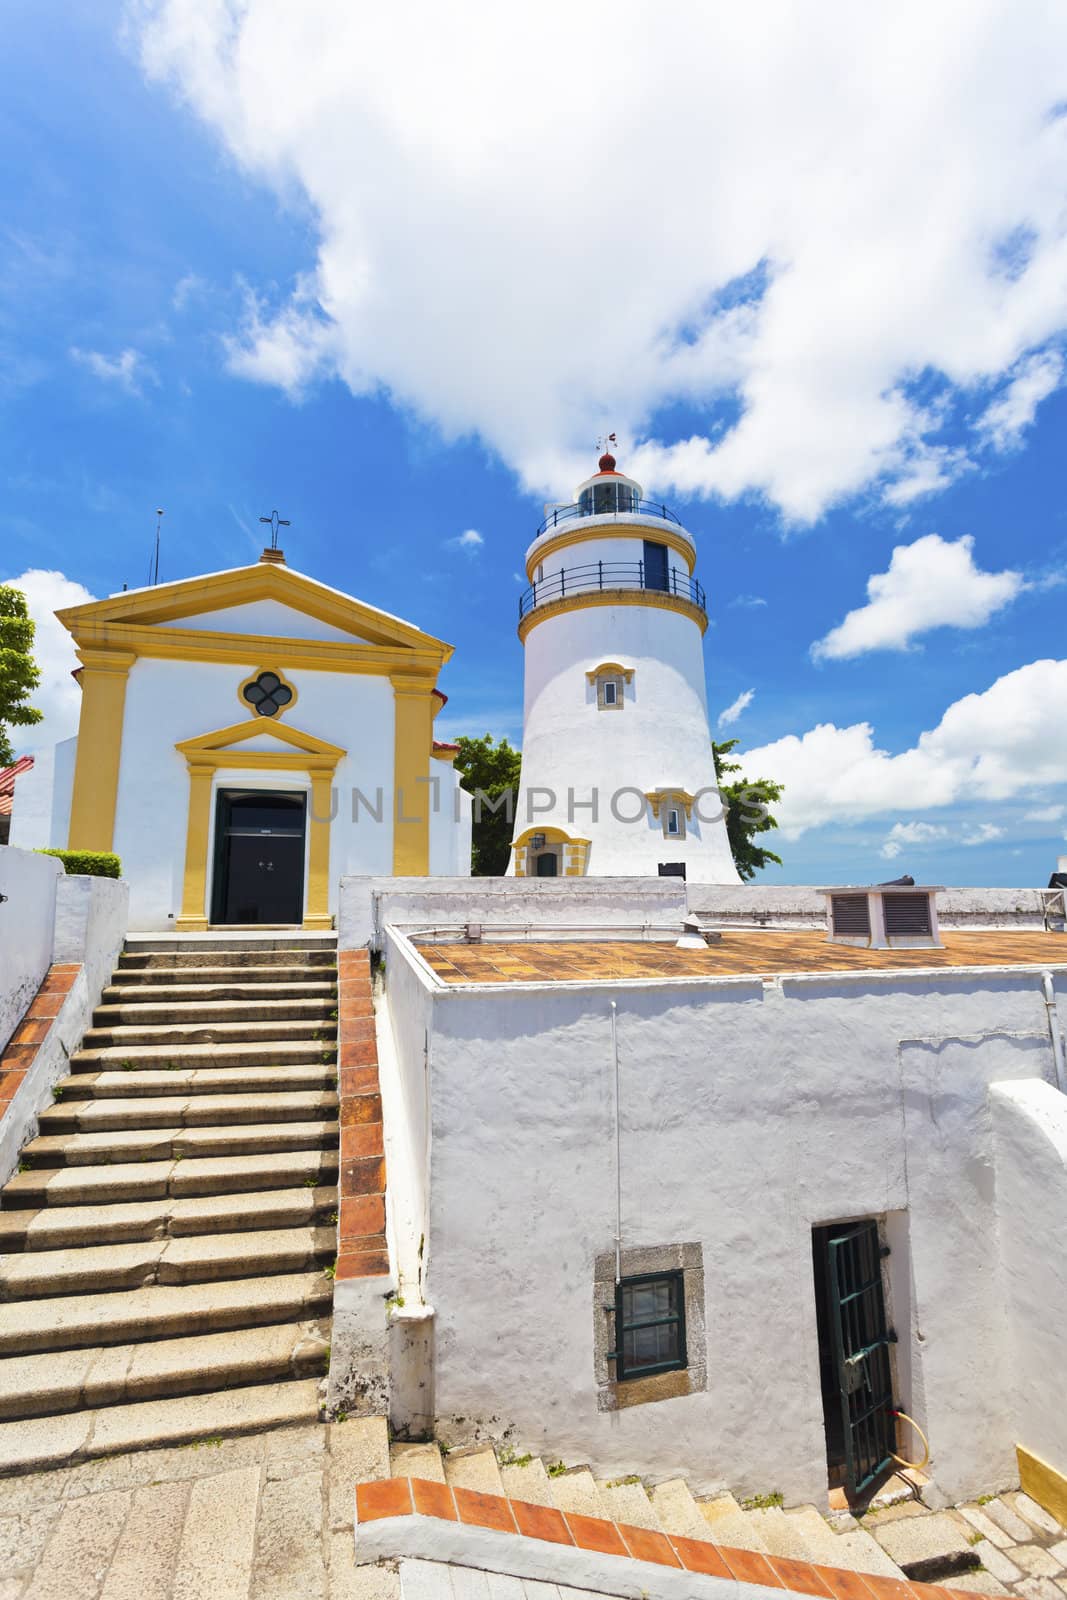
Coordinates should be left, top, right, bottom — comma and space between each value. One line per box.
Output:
880, 821, 947, 860
136, 2, 1067, 523
718, 688, 755, 727
741, 657, 1067, 838
961, 822, 1004, 846
812, 534, 1024, 660
1, 570, 96, 753
70, 346, 157, 395
1024, 804, 1065, 823
172, 272, 207, 311
446, 528, 484, 555
729, 594, 768, 609
978, 351, 1064, 451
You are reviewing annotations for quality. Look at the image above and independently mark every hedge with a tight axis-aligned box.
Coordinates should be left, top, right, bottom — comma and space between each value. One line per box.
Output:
36, 850, 122, 879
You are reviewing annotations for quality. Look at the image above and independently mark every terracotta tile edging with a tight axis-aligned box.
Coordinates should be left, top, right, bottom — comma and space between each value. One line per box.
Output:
335, 948, 389, 1280
354, 1479, 1004, 1599
0, 963, 81, 1115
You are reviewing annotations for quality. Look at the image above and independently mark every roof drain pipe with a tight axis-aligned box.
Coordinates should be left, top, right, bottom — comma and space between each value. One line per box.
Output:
1042, 972, 1067, 1095
611, 999, 623, 1284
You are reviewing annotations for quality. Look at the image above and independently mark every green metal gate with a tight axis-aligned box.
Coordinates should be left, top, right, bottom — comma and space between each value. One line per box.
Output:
826, 1220, 897, 1497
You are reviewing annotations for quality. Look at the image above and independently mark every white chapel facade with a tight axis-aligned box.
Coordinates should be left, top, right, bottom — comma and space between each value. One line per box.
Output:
11, 548, 471, 930
510, 452, 740, 882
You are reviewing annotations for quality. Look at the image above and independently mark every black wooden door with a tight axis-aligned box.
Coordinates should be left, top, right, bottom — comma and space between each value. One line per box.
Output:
212, 791, 306, 925
642, 540, 670, 591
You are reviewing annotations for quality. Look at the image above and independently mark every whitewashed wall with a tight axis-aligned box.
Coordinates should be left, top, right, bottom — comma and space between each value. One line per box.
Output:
0, 874, 128, 1186
0, 846, 62, 1053
991, 1079, 1067, 1481
389, 941, 1063, 1505
687, 885, 1057, 929
8, 738, 76, 853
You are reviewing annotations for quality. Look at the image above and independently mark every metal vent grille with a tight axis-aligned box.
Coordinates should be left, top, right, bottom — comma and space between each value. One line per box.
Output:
831, 894, 871, 937
883, 893, 932, 937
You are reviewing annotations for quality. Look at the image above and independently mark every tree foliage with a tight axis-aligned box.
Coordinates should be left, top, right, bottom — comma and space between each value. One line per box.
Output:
452, 733, 522, 876
0, 584, 43, 767
713, 737, 784, 881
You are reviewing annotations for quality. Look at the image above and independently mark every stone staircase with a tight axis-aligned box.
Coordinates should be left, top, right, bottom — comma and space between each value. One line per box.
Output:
0, 931, 341, 1475
386, 1438, 919, 1580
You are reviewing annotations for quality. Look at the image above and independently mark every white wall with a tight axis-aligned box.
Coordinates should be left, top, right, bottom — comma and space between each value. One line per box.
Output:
429, 765, 472, 878
164, 597, 372, 644
991, 1078, 1067, 1480
339, 876, 688, 950
399, 954, 1060, 1504
7, 738, 76, 852
0, 874, 128, 1186
516, 603, 738, 881
687, 885, 1056, 930
0, 846, 62, 1054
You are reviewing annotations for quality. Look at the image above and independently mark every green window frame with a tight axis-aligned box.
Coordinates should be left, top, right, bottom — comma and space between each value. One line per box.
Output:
611, 1270, 687, 1381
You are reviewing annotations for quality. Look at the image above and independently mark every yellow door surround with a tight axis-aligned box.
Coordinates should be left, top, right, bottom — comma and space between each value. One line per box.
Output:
511, 825, 592, 878
174, 719, 346, 931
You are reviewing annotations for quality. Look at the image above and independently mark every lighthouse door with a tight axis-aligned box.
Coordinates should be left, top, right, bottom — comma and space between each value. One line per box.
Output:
534, 851, 558, 877
642, 540, 670, 592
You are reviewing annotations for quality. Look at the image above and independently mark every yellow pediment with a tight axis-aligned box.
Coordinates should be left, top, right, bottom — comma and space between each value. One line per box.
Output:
176, 718, 346, 773
57, 561, 453, 667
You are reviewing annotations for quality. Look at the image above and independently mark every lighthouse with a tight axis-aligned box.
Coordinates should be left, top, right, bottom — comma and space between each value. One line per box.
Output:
510, 451, 740, 882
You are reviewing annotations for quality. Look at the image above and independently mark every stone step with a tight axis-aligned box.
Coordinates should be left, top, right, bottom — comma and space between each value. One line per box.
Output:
443, 1445, 506, 1496
500, 1456, 556, 1507
779, 1505, 855, 1566
40, 1089, 338, 1133
112, 963, 338, 988
70, 1039, 337, 1071
869, 1508, 979, 1581
0, 1319, 329, 1419
59, 1063, 338, 1099
698, 1493, 771, 1552
22, 1118, 339, 1167
118, 948, 337, 970
3, 1147, 338, 1207
81, 1018, 336, 1049
92, 999, 337, 1028
102, 980, 338, 1004
596, 1477, 663, 1531
0, 1271, 333, 1355
744, 1506, 822, 1560
652, 1478, 725, 1543
0, 1224, 335, 1299
0, 1184, 337, 1250
390, 1441, 447, 1482
0, 1376, 323, 1476
547, 1466, 609, 1520
123, 933, 337, 952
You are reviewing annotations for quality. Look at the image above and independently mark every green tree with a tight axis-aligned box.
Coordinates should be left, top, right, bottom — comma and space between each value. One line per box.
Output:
453, 733, 522, 875
714, 737, 784, 881
0, 584, 43, 767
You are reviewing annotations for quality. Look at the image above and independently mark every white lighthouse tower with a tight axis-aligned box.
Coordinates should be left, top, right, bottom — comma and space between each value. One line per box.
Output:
510, 450, 740, 882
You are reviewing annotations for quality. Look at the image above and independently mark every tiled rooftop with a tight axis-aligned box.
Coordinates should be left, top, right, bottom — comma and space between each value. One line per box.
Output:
418, 929, 1067, 985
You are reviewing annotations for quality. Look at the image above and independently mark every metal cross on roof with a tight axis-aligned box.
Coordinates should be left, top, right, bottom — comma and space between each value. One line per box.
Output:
258, 509, 291, 549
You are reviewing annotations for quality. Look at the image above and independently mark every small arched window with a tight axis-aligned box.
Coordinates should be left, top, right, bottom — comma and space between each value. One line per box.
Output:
586, 661, 634, 712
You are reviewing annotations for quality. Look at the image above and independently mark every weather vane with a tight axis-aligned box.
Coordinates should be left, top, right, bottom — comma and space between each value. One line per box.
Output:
259, 508, 291, 550
596, 431, 618, 455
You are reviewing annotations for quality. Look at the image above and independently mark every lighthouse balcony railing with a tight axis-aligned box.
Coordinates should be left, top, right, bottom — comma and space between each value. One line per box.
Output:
518, 561, 706, 620
536, 497, 685, 538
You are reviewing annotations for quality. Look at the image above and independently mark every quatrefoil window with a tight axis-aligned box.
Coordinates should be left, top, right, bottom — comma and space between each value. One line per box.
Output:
241, 670, 294, 718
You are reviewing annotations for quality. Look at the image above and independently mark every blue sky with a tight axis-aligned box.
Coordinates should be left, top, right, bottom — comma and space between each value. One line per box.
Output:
3, 0, 1066, 886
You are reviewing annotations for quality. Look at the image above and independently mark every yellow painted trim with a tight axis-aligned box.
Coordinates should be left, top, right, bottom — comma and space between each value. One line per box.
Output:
390, 671, 437, 875
176, 717, 345, 764
645, 789, 696, 820
512, 826, 591, 849
585, 661, 634, 683
175, 718, 345, 928
527, 522, 696, 580
305, 771, 334, 930
56, 561, 453, 658
62, 620, 448, 678
1018, 1444, 1067, 1528
237, 665, 299, 720
175, 764, 213, 930
67, 648, 136, 852
517, 588, 708, 642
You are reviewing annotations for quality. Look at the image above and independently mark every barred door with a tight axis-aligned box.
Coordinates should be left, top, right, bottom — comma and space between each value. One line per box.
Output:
825, 1221, 896, 1497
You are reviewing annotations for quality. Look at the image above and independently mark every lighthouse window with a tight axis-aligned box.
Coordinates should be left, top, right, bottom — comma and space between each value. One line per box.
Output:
663, 805, 686, 840
595, 672, 625, 711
